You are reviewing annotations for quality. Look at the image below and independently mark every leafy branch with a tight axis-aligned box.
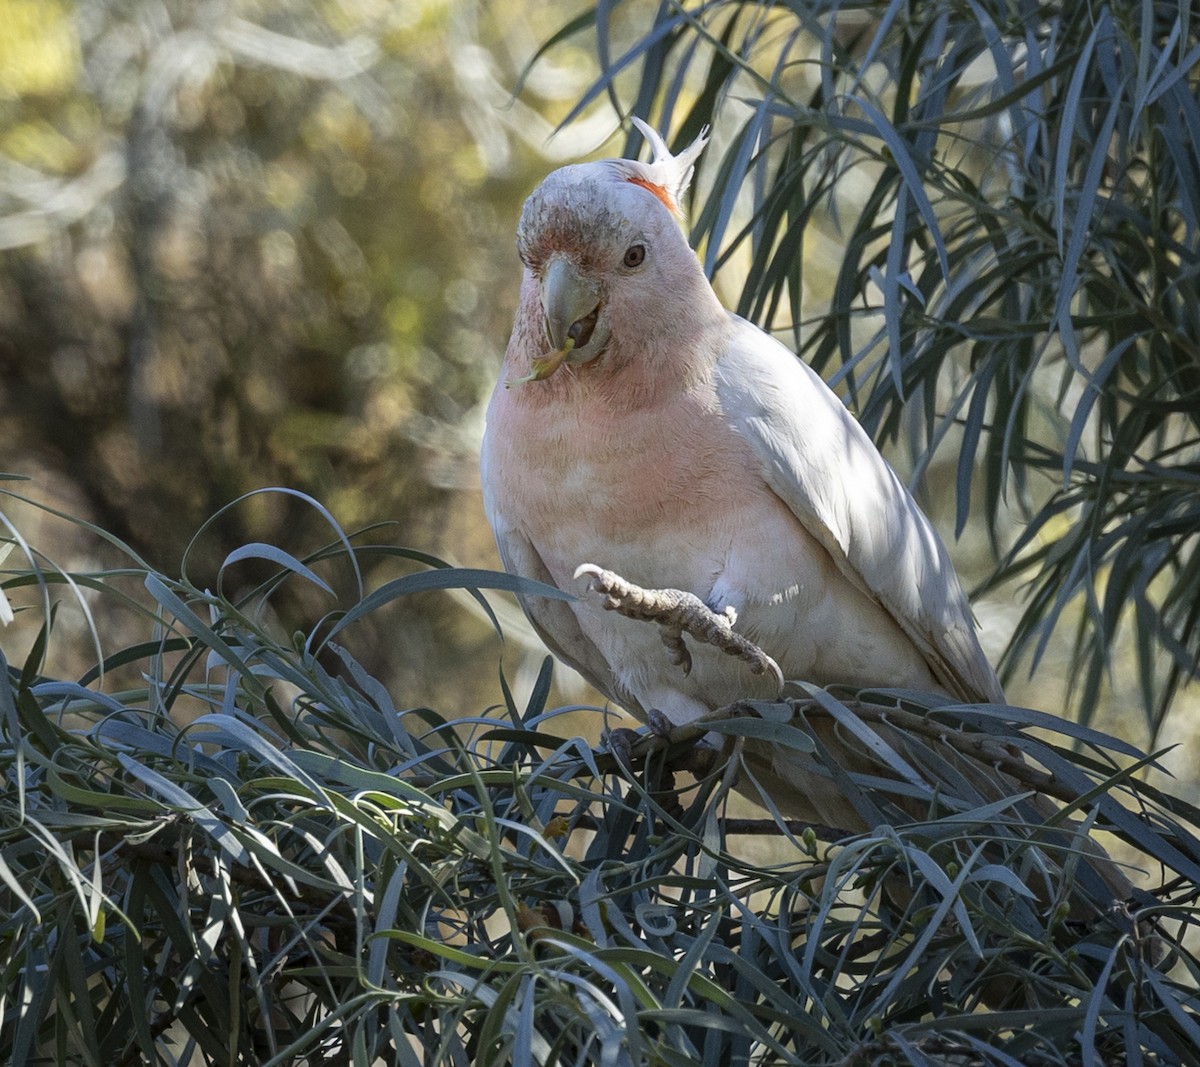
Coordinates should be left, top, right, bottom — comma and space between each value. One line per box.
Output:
2, 490, 1198, 1065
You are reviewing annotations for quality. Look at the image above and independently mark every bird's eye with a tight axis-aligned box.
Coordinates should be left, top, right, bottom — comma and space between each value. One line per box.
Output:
623, 244, 646, 268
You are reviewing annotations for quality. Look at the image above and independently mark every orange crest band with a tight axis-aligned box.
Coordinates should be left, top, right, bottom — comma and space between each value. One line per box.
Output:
625, 176, 679, 216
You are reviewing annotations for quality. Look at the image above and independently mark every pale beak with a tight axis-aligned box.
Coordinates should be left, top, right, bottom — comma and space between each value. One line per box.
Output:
506, 256, 609, 388
542, 257, 601, 356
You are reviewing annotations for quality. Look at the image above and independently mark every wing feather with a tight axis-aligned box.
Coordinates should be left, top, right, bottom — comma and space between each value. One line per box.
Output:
714, 315, 1004, 703
487, 516, 646, 715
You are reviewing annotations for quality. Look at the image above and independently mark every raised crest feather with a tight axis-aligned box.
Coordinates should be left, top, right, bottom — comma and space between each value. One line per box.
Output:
621, 116, 709, 216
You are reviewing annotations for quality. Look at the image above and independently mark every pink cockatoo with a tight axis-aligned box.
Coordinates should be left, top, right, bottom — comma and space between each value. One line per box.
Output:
481, 120, 1005, 829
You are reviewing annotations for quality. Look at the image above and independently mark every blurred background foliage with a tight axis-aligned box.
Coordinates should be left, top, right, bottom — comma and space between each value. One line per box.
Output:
1, 0, 1198, 761
0, 0, 617, 709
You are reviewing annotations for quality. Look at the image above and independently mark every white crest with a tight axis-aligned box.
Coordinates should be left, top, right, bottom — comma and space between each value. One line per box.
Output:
622, 116, 709, 215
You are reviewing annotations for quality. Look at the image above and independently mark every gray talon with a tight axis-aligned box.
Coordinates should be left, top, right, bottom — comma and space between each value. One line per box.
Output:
573, 563, 783, 694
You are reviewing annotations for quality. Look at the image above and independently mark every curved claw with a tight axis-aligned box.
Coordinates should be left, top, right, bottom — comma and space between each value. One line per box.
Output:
574, 563, 784, 694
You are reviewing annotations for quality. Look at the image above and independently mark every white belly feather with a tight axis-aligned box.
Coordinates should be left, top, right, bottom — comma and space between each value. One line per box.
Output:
490, 382, 938, 728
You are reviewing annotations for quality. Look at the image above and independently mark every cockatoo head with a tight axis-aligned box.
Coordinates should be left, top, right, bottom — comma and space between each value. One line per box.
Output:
507, 119, 711, 386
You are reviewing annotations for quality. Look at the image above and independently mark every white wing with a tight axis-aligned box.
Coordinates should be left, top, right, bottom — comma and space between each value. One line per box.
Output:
714, 314, 1004, 704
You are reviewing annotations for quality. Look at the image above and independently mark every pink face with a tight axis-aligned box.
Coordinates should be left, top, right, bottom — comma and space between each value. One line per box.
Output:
510, 166, 687, 383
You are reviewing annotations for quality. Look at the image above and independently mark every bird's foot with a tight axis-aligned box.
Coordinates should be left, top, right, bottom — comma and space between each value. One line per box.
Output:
606, 726, 639, 770
604, 712, 726, 795
574, 564, 784, 693
604, 710, 674, 768
643, 709, 723, 776
644, 708, 674, 738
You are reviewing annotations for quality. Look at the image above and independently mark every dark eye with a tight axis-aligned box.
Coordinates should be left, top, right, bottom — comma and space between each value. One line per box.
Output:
623, 244, 646, 268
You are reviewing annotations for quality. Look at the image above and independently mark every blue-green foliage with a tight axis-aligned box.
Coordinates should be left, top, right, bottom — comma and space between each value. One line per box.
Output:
1, 488, 1198, 1065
